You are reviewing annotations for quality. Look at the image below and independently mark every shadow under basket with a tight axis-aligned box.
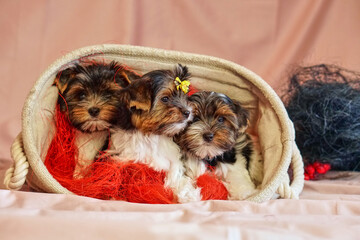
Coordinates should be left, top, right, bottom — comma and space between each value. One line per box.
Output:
4, 44, 304, 202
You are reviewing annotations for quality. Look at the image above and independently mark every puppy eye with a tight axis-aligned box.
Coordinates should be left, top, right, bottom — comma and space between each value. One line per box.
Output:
193, 116, 200, 122
78, 92, 86, 100
218, 116, 225, 123
161, 96, 169, 103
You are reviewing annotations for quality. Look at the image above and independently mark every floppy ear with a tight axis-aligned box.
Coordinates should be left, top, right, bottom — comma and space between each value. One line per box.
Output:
126, 78, 152, 112
53, 67, 77, 94
110, 61, 142, 88
53, 67, 77, 112
114, 70, 142, 88
233, 100, 250, 133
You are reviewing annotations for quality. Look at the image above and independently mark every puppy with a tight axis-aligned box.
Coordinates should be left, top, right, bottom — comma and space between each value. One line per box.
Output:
106, 64, 201, 203
54, 61, 140, 178
176, 91, 263, 200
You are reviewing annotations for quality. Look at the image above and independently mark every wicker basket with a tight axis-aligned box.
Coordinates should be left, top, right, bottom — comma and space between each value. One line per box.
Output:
4, 44, 304, 202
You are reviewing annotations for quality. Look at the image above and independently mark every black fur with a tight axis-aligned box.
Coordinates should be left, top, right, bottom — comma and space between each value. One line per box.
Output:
241, 141, 253, 170
283, 64, 360, 171
203, 138, 253, 169
216, 148, 237, 164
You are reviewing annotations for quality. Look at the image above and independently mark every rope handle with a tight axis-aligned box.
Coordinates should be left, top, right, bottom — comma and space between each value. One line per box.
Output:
4, 133, 29, 190
277, 142, 304, 199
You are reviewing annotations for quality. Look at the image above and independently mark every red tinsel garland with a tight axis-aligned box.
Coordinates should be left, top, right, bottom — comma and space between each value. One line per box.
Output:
196, 173, 228, 200
44, 105, 174, 204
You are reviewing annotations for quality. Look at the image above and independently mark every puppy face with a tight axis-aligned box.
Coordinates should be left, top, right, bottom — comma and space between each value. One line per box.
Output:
55, 61, 140, 132
177, 91, 249, 159
123, 64, 193, 137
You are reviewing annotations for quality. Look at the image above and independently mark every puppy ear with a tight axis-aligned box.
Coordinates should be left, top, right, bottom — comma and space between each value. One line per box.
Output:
126, 70, 142, 82
126, 78, 152, 112
110, 61, 141, 88
174, 64, 191, 80
53, 67, 77, 112
233, 100, 250, 132
53, 67, 76, 94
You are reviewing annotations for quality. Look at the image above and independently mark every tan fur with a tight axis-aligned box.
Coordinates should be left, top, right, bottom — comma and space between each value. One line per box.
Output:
54, 72, 76, 94
119, 71, 132, 85
126, 74, 192, 137
71, 108, 90, 123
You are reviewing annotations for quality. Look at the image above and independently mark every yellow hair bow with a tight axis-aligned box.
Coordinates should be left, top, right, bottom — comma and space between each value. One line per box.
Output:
174, 77, 190, 94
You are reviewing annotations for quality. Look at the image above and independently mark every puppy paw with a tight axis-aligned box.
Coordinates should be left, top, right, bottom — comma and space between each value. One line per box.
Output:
177, 187, 202, 203
171, 176, 202, 203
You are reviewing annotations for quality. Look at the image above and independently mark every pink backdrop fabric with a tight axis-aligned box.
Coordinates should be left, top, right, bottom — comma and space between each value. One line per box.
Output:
1, 1, 360, 239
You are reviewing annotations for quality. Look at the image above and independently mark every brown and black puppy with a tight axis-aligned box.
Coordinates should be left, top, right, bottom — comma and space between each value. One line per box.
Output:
107, 64, 201, 203
54, 60, 140, 178
55, 61, 139, 132
120, 64, 192, 136
176, 91, 263, 200
177, 91, 249, 160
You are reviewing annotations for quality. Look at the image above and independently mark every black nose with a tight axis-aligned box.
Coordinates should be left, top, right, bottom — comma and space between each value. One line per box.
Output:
182, 110, 190, 118
88, 107, 100, 117
203, 132, 214, 142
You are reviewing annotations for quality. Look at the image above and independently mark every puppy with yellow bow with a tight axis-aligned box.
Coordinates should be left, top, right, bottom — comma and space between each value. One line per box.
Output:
106, 64, 201, 203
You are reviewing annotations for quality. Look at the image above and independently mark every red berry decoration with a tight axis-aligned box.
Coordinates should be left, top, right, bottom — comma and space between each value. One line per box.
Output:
304, 161, 331, 180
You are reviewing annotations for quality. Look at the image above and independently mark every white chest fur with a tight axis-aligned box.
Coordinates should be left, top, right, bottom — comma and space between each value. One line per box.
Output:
108, 129, 201, 203
109, 129, 181, 171
73, 130, 109, 178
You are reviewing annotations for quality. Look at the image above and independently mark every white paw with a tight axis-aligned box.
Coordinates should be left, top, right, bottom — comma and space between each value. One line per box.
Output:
177, 187, 202, 203
171, 177, 202, 203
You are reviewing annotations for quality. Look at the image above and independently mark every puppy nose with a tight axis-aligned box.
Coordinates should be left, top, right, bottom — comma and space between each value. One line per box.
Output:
182, 110, 190, 118
203, 132, 214, 142
88, 107, 100, 117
